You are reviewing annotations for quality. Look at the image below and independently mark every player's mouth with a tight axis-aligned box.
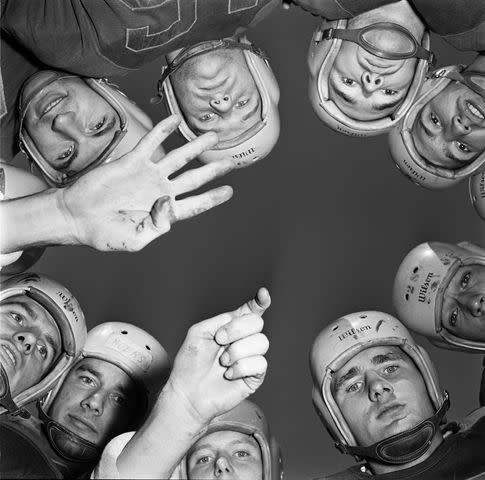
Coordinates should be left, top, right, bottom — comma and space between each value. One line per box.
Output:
465, 100, 485, 121
376, 403, 405, 420
37, 92, 68, 119
0, 344, 18, 369
68, 413, 98, 434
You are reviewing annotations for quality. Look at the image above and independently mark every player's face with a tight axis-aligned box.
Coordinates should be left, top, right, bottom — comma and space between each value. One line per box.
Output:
442, 264, 485, 341
22, 73, 121, 176
0, 295, 61, 397
328, 42, 416, 121
187, 431, 263, 480
332, 346, 434, 446
171, 49, 262, 142
49, 358, 138, 447
412, 83, 485, 169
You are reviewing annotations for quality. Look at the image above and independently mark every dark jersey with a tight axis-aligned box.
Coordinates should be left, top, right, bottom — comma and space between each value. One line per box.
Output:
1, 0, 279, 77
294, 0, 485, 52
0, 0, 278, 161
0, 413, 96, 479
314, 408, 485, 480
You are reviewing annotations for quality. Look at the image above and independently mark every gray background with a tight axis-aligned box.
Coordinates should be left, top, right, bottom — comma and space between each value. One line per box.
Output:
31, 6, 484, 479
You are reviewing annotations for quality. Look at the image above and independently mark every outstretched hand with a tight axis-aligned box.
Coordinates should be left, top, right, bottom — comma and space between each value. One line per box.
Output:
58, 115, 234, 251
166, 287, 271, 425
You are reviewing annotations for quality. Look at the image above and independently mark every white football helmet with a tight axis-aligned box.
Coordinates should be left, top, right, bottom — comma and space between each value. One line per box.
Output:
0, 272, 87, 414
388, 66, 485, 189
159, 37, 280, 167
307, 19, 433, 137
172, 400, 283, 480
19, 71, 156, 187
393, 241, 485, 352
310, 311, 447, 463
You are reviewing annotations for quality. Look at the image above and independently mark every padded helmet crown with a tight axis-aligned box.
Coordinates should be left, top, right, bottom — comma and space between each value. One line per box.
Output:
0, 272, 87, 413
393, 241, 485, 352
160, 37, 280, 167
307, 19, 432, 137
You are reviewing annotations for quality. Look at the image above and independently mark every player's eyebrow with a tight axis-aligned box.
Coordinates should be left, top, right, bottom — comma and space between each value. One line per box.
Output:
334, 366, 361, 392
418, 116, 433, 138
372, 98, 402, 112
332, 85, 356, 105
77, 365, 102, 379
45, 333, 59, 359
371, 351, 403, 365
242, 97, 261, 121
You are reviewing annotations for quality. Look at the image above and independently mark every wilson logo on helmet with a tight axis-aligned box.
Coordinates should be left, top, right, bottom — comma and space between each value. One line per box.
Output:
337, 325, 372, 341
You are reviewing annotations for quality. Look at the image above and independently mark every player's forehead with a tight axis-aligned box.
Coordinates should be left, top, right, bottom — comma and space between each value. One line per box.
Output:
447, 264, 485, 292
337, 345, 407, 374
1, 293, 53, 323
190, 430, 260, 453
71, 357, 137, 393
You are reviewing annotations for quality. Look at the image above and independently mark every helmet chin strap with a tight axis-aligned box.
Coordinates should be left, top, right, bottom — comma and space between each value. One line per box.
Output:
0, 364, 30, 418
37, 401, 101, 463
335, 392, 450, 465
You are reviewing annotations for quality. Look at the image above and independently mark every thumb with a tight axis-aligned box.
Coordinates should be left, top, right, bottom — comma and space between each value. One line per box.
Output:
151, 195, 175, 230
231, 287, 271, 318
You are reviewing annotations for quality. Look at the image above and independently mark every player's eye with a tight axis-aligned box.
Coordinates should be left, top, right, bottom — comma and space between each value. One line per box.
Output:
200, 112, 215, 122
456, 141, 471, 153
235, 450, 250, 458
383, 88, 398, 96
449, 308, 459, 327
460, 271, 471, 289
384, 365, 399, 374
430, 112, 440, 127
58, 145, 74, 160
10, 312, 24, 326
80, 376, 96, 387
196, 456, 212, 465
91, 117, 106, 132
236, 99, 249, 108
37, 344, 48, 359
346, 381, 362, 393
111, 393, 126, 406
342, 77, 356, 86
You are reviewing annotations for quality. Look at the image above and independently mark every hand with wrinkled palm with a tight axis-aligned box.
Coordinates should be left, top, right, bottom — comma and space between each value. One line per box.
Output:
58, 114, 235, 251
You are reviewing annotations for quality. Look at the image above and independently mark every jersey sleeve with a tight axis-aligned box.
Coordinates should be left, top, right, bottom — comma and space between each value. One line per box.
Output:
90, 431, 135, 480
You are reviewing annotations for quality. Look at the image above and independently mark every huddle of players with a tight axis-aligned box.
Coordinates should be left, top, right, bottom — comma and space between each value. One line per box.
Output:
0, 0, 484, 479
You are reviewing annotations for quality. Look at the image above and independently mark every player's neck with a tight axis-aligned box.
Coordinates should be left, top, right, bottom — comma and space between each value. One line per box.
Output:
367, 430, 444, 476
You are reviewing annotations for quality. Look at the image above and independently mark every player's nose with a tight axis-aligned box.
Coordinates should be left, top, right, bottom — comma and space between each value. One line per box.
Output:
210, 94, 233, 113
362, 71, 383, 94
52, 111, 84, 139
461, 293, 484, 317
214, 456, 232, 477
